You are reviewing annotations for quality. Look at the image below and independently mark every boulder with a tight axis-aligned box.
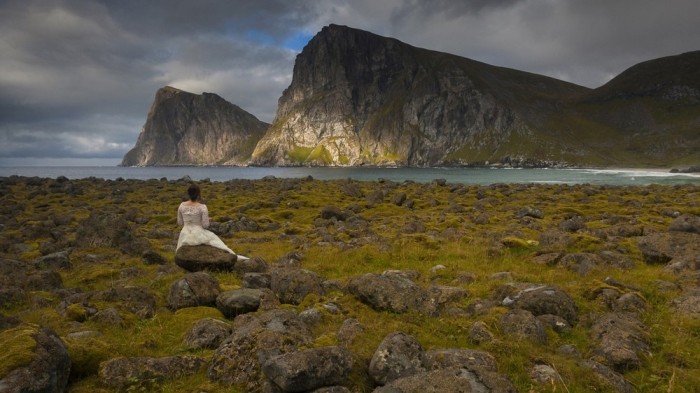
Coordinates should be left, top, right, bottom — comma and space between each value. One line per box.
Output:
175, 244, 237, 272
580, 359, 636, 393
242, 272, 272, 289
183, 318, 232, 349
98, 355, 206, 389
424, 349, 498, 372
368, 332, 426, 386
208, 309, 313, 390
167, 272, 221, 310
499, 309, 548, 345
503, 285, 578, 325
372, 368, 476, 393
262, 346, 353, 392
216, 288, 265, 318
271, 267, 324, 305
530, 364, 561, 385
337, 318, 364, 346
668, 213, 700, 234
0, 325, 71, 393
558, 253, 602, 275
637, 232, 700, 265
589, 313, 651, 371
234, 256, 270, 275
671, 289, 700, 317
468, 321, 495, 344
347, 272, 434, 315
373, 366, 517, 393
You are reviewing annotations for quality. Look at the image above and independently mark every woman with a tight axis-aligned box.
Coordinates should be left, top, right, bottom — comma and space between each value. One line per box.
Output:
177, 183, 248, 260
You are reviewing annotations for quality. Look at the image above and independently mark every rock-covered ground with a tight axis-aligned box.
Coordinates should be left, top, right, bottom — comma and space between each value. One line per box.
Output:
0, 175, 699, 392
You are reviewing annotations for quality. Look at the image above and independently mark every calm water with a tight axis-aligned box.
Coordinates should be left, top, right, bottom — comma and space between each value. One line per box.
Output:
0, 166, 698, 186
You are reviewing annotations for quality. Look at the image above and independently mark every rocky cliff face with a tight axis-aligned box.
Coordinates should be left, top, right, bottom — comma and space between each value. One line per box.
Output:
251, 24, 590, 167
121, 87, 269, 166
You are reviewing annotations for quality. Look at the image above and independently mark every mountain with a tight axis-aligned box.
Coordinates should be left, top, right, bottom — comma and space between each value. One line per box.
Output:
121, 87, 269, 166
250, 24, 699, 167
564, 51, 700, 166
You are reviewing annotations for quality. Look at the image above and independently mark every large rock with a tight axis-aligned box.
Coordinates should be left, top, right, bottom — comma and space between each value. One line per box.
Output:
589, 313, 651, 371
503, 285, 578, 325
168, 272, 221, 310
347, 272, 434, 315
175, 245, 237, 272
499, 309, 548, 345
208, 309, 313, 391
637, 232, 700, 265
216, 288, 265, 318
98, 355, 206, 389
0, 325, 71, 393
424, 349, 498, 372
671, 289, 700, 317
262, 346, 353, 392
271, 267, 325, 305
668, 213, 700, 234
372, 368, 476, 393
183, 318, 232, 349
369, 332, 426, 386
121, 86, 269, 166
580, 359, 636, 393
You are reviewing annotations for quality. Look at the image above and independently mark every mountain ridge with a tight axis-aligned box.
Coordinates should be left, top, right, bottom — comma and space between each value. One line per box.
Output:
123, 25, 700, 168
121, 86, 269, 167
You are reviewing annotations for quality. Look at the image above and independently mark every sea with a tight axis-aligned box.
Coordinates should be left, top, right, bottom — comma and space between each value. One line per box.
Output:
0, 166, 699, 186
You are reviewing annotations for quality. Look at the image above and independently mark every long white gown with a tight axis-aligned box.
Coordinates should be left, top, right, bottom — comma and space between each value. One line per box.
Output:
176, 202, 248, 260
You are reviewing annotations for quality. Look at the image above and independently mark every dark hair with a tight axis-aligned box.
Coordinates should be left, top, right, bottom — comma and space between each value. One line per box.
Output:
187, 184, 201, 201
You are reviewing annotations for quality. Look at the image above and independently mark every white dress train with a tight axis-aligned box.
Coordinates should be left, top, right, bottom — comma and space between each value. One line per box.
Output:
176, 202, 248, 260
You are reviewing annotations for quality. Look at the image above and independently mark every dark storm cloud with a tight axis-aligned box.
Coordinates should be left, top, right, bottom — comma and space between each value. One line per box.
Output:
1, 0, 698, 164
380, 0, 700, 87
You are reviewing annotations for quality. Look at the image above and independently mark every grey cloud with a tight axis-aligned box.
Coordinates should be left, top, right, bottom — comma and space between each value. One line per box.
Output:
0, 115, 141, 159
1, 0, 698, 163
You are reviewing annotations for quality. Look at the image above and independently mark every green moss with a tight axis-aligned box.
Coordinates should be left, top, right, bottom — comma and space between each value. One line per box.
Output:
0, 326, 37, 378
287, 146, 314, 163
307, 145, 333, 164
65, 336, 114, 378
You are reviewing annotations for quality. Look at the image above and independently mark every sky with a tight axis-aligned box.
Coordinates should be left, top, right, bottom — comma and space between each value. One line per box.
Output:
1, 0, 699, 166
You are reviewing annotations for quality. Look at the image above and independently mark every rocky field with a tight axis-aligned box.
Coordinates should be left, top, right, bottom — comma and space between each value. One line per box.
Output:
0, 175, 699, 392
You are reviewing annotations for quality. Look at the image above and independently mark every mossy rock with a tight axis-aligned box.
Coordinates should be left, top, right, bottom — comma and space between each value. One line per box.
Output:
65, 336, 113, 378
0, 325, 37, 378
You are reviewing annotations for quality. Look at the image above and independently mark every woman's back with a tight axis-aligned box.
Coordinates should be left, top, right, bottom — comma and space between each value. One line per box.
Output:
178, 202, 210, 228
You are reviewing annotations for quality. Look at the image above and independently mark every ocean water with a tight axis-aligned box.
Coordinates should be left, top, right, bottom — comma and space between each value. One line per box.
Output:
0, 166, 698, 186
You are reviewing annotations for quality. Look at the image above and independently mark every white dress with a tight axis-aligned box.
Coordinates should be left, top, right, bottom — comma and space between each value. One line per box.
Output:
177, 202, 248, 260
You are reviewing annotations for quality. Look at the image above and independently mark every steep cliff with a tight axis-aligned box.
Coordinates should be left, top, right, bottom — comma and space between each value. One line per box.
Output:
121, 87, 269, 166
251, 24, 591, 167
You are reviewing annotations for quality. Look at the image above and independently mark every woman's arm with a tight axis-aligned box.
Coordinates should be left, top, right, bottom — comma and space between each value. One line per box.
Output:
177, 204, 183, 225
201, 205, 210, 228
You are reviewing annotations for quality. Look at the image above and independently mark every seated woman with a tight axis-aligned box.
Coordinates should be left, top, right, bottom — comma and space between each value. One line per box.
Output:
177, 183, 248, 261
